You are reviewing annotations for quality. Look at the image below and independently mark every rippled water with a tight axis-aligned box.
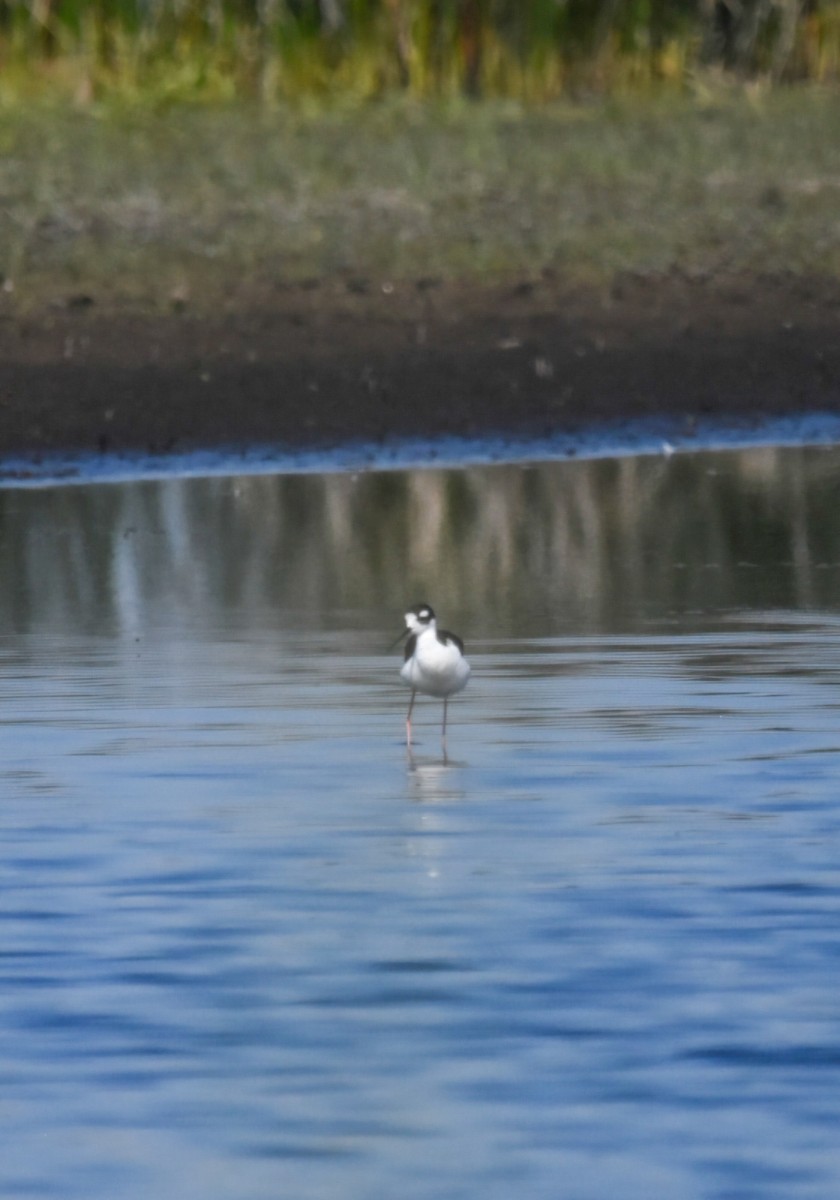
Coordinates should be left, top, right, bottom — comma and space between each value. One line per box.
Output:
2, 445, 840, 1200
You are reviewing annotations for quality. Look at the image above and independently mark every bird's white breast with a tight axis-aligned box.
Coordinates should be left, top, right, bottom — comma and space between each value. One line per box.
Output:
400, 629, 470, 698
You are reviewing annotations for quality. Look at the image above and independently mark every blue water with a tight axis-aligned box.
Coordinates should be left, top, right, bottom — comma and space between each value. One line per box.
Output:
2, 447, 840, 1199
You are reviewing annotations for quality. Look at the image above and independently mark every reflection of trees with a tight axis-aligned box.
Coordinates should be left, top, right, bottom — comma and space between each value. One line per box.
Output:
1, 446, 839, 640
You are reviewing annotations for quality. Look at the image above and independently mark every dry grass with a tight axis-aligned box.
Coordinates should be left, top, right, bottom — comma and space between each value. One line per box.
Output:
2, 87, 840, 311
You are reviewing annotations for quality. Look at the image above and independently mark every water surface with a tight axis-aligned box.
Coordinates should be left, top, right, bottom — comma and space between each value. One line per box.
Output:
2, 445, 840, 1199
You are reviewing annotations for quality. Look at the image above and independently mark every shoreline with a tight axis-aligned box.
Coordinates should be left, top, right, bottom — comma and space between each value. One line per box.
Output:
4, 411, 840, 489
2, 272, 839, 482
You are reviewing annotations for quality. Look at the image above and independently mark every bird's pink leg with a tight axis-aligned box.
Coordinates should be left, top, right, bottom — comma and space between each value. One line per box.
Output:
406, 689, 416, 745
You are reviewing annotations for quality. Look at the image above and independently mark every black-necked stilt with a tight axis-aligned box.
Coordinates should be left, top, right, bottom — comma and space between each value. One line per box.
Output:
393, 603, 470, 749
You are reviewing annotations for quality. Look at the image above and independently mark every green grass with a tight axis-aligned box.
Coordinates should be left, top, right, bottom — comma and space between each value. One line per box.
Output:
0, 1, 838, 107
2, 87, 840, 312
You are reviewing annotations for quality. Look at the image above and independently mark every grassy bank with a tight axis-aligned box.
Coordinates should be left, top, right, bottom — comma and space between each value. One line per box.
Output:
1, 87, 839, 313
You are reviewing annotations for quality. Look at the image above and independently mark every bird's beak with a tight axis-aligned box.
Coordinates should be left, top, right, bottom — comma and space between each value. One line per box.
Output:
389, 627, 410, 650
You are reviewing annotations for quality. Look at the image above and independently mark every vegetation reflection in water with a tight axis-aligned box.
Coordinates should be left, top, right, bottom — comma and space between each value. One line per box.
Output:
1, 444, 840, 641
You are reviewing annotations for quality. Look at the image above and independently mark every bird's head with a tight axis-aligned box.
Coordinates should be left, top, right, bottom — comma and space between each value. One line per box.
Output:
391, 602, 436, 648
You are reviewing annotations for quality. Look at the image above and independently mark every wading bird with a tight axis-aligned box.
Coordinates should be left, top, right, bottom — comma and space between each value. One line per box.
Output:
393, 603, 470, 750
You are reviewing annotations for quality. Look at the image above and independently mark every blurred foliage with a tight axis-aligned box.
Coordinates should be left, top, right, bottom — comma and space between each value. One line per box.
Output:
0, 1, 838, 103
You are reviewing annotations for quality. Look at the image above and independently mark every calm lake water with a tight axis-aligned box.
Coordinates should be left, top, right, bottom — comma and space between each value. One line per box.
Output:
2, 444, 840, 1200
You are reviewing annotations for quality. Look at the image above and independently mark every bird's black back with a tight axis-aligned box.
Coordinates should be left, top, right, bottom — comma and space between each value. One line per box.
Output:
437, 629, 464, 654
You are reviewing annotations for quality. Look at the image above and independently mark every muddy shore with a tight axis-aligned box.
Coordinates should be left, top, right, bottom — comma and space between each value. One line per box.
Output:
1, 271, 839, 469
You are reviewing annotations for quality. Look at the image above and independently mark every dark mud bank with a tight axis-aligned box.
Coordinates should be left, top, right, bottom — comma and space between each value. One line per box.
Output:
1, 272, 839, 482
